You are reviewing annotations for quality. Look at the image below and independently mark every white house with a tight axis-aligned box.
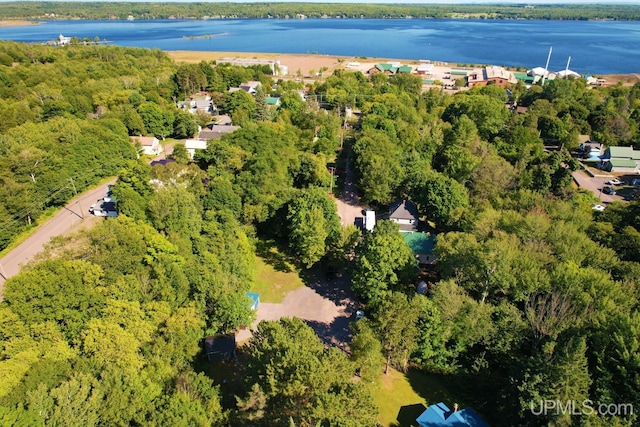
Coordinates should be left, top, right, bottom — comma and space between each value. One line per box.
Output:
130, 136, 162, 156
58, 34, 71, 46
389, 200, 419, 232
184, 139, 208, 159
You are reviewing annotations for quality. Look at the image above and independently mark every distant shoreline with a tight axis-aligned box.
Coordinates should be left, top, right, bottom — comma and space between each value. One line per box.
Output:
0, 20, 37, 27
165, 50, 640, 85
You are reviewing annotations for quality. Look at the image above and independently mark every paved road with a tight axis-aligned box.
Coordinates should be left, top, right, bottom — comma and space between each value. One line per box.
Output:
0, 179, 117, 298
572, 170, 622, 203
334, 142, 367, 228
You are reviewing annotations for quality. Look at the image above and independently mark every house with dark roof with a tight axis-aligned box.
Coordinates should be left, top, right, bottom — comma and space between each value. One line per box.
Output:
389, 200, 419, 232
416, 402, 489, 427
198, 124, 240, 141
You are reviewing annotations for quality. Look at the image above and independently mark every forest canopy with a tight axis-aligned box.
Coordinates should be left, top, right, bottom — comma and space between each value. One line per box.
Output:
0, 39, 639, 426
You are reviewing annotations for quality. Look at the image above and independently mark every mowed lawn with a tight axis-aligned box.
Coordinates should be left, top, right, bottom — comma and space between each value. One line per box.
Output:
373, 368, 458, 427
373, 368, 426, 427
251, 255, 304, 303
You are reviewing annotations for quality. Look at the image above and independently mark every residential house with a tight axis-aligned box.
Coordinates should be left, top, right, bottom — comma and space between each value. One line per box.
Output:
403, 232, 437, 265
130, 136, 162, 156
184, 125, 240, 159
198, 124, 240, 141
416, 63, 434, 75
467, 66, 517, 88
178, 93, 216, 115
599, 146, 640, 173
578, 136, 602, 161
240, 81, 262, 94
416, 402, 488, 427
389, 199, 419, 232
204, 334, 236, 361
368, 63, 399, 75
514, 72, 535, 86
184, 139, 208, 159
396, 65, 413, 74
58, 34, 71, 46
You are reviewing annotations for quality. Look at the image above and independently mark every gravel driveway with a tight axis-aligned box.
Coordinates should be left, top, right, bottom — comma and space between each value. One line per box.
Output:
237, 267, 359, 353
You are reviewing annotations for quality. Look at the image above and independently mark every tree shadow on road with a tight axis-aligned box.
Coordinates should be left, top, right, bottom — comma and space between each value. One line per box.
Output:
299, 263, 359, 308
304, 316, 353, 354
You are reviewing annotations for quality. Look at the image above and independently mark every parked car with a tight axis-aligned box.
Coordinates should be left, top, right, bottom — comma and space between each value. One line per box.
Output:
606, 178, 623, 186
355, 310, 365, 320
602, 186, 616, 195
89, 198, 118, 217
592, 204, 606, 212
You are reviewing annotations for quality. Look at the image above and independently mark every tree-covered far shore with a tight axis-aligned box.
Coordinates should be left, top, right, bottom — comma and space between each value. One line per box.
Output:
1, 2, 640, 22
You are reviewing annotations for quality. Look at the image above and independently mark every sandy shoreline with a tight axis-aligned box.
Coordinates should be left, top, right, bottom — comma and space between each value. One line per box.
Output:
0, 20, 38, 27
165, 50, 640, 85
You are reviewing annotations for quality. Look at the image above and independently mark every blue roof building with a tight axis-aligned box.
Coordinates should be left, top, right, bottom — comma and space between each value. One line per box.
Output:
246, 292, 260, 311
416, 402, 489, 427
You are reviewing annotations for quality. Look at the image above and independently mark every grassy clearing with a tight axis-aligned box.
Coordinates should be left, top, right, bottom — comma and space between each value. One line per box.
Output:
373, 368, 463, 427
251, 242, 304, 303
373, 368, 427, 427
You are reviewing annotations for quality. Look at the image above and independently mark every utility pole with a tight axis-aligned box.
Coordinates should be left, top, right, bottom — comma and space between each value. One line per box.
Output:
69, 177, 84, 219
329, 166, 335, 195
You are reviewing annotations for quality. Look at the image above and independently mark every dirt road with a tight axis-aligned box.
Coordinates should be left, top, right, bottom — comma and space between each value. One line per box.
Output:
0, 179, 116, 298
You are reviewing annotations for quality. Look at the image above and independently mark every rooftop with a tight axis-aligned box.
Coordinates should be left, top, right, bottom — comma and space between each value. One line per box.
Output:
389, 199, 419, 221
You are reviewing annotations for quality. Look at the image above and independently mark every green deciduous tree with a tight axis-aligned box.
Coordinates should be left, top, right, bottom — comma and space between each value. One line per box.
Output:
287, 188, 340, 267
352, 220, 417, 304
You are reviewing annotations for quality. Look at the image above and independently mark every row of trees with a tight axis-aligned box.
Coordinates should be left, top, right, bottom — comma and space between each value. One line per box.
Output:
2, 2, 640, 21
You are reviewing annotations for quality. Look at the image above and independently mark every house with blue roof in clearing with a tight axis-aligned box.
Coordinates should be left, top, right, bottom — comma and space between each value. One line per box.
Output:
416, 402, 489, 427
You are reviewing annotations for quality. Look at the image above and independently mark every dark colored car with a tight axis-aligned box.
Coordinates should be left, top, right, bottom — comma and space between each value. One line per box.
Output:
602, 186, 616, 195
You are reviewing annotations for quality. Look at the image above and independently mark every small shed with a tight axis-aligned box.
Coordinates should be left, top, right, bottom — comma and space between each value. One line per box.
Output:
204, 334, 236, 361
246, 292, 260, 311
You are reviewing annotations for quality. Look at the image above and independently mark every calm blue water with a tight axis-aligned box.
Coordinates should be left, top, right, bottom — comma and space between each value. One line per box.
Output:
1, 19, 639, 74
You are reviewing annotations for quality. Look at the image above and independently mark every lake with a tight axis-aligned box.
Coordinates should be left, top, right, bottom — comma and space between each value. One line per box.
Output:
2, 18, 640, 74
